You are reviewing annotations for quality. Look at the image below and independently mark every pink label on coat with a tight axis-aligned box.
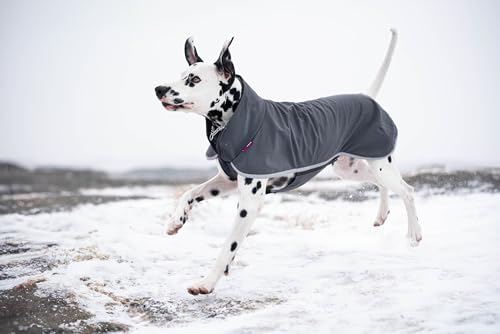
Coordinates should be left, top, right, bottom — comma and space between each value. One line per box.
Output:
241, 140, 254, 152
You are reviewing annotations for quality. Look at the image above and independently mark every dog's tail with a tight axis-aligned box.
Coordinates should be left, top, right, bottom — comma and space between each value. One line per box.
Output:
366, 28, 398, 99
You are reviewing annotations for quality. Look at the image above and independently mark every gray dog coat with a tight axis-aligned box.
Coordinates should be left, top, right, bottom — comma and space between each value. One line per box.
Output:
206, 76, 397, 193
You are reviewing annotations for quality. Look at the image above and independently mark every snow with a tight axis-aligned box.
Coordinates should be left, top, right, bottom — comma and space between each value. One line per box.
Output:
1, 184, 499, 333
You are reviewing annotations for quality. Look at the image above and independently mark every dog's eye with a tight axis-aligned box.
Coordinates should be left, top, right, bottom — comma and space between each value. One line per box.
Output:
191, 76, 201, 83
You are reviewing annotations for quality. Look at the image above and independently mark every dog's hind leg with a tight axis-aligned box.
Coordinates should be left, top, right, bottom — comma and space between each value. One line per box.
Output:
332, 155, 390, 226
166, 171, 237, 235
367, 155, 422, 246
187, 176, 267, 295
373, 186, 390, 227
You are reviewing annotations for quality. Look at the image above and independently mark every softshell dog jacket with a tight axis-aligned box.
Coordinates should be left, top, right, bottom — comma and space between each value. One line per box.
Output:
206, 76, 397, 193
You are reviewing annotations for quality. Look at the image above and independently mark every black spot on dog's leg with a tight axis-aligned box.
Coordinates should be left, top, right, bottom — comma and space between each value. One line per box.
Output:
354, 169, 358, 174
240, 209, 247, 218
388, 155, 392, 163
210, 189, 220, 196
349, 157, 355, 167
244, 177, 253, 185
230, 242, 237, 251
252, 181, 262, 193
224, 265, 229, 275
379, 168, 383, 171
195, 196, 204, 202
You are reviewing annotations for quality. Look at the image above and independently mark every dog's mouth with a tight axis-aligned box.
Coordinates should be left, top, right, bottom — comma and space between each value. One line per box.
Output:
161, 101, 194, 111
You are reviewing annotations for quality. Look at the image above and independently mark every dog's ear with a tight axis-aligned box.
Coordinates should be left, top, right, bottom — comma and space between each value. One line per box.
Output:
214, 37, 235, 81
184, 36, 203, 65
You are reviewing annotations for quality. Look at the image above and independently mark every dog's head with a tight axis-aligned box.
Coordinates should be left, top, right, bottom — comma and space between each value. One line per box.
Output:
154, 37, 236, 117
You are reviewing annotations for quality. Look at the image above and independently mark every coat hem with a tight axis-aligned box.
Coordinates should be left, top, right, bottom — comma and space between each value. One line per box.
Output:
229, 145, 397, 179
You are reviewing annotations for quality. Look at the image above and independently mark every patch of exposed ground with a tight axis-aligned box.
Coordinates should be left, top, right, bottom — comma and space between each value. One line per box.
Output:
0, 282, 129, 333
0, 194, 152, 215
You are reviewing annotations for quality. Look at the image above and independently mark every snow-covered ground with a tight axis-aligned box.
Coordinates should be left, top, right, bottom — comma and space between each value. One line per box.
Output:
1, 182, 500, 333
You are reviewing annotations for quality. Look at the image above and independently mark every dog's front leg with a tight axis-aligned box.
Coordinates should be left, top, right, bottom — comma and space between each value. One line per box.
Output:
187, 176, 267, 295
167, 172, 237, 235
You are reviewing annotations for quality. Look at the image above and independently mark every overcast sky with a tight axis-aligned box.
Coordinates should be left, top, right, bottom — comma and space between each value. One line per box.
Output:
1, 0, 499, 171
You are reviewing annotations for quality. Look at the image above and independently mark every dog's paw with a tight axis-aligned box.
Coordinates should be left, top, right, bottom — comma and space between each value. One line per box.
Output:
166, 215, 185, 235
374, 210, 390, 227
166, 207, 190, 235
166, 222, 183, 235
187, 280, 215, 296
407, 224, 422, 247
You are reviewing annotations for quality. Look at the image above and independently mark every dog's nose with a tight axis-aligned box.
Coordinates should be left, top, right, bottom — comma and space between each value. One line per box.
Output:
155, 86, 170, 99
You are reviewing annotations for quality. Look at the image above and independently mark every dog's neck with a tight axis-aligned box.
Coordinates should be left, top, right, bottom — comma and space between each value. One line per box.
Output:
206, 76, 242, 128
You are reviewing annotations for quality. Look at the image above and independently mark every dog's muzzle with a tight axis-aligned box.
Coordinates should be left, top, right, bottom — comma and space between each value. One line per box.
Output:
155, 85, 170, 99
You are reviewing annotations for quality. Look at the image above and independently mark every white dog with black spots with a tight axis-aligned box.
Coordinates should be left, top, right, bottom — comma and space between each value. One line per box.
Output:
154, 29, 422, 295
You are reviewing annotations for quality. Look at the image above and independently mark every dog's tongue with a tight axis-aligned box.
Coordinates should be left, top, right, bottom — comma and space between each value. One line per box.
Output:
162, 101, 177, 111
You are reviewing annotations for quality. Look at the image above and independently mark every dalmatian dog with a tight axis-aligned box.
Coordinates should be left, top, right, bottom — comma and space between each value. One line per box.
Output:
154, 29, 422, 295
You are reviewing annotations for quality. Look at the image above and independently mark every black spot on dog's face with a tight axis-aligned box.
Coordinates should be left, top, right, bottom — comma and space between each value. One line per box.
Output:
240, 209, 247, 218
184, 73, 202, 87
195, 196, 204, 202
187, 199, 194, 205
210, 189, 220, 196
230, 242, 237, 251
